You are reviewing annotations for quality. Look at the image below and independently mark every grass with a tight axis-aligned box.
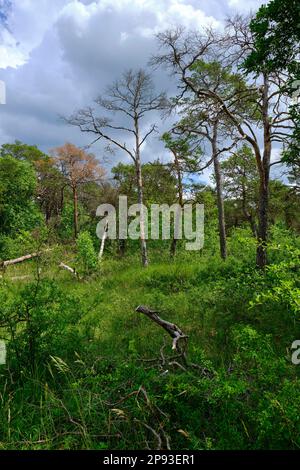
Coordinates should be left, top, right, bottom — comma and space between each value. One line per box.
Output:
0, 230, 299, 449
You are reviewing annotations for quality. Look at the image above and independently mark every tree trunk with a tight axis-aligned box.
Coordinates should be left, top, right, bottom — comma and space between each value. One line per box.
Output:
212, 124, 227, 260
73, 185, 79, 239
60, 186, 65, 215
242, 185, 258, 238
134, 115, 148, 267
118, 239, 126, 257
136, 161, 148, 267
170, 238, 177, 257
1, 249, 53, 268
256, 74, 271, 269
256, 179, 269, 268
170, 151, 183, 257
98, 221, 108, 260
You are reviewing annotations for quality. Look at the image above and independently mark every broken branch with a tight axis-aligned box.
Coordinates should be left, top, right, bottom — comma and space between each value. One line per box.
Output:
135, 305, 188, 352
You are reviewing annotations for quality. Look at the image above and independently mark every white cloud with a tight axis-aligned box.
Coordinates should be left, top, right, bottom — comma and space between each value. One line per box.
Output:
227, 0, 262, 12
0, 0, 266, 164
0, 0, 71, 69
0, 29, 25, 68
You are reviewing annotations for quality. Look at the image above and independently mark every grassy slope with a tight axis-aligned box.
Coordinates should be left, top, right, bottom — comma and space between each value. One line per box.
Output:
1, 232, 300, 450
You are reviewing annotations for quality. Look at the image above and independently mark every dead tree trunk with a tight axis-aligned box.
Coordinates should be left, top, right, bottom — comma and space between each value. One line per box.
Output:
59, 262, 78, 276
1, 249, 53, 269
2, 252, 40, 268
135, 118, 149, 268
98, 221, 109, 261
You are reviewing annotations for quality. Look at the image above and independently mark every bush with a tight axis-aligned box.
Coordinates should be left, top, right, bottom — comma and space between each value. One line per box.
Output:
76, 231, 98, 276
0, 280, 85, 373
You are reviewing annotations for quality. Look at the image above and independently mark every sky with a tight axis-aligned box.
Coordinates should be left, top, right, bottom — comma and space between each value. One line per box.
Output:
0, 0, 268, 182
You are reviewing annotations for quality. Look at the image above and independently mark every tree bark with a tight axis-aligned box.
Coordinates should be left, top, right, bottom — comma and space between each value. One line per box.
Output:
135, 305, 187, 352
212, 124, 227, 260
1, 249, 53, 268
59, 262, 78, 276
2, 252, 40, 268
256, 75, 271, 269
98, 221, 108, 260
73, 185, 79, 239
134, 116, 148, 267
256, 180, 269, 268
242, 185, 258, 238
170, 151, 183, 257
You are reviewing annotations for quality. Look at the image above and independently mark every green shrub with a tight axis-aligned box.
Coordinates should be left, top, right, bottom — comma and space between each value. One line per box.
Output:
76, 231, 98, 276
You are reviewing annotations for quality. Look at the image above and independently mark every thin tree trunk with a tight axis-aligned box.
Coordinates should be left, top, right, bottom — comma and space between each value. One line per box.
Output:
98, 221, 108, 261
170, 151, 183, 257
118, 239, 126, 257
73, 185, 79, 239
256, 74, 271, 269
212, 124, 227, 260
134, 115, 148, 267
256, 180, 269, 268
170, 238, 177, 257
249, 215, 258, 239
60, 186, 65, 215
242, 185, 257, 238
136, 161, 148, 267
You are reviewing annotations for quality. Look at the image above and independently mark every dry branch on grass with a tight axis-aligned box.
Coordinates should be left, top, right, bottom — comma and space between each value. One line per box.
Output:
136, 305, 189, 369
59, 262, 78, 277
136, 305, 214, 376
0, 248, 54, 269
135, 305, 188, 352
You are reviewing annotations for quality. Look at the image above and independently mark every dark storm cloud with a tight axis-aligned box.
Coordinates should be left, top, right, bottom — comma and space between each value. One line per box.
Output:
0, 0, 262, 177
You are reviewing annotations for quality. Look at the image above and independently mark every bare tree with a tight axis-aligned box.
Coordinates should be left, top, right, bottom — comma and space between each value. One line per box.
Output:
152, 23, 296, 268
52, 143, 105, 238
67, 69, 167, 267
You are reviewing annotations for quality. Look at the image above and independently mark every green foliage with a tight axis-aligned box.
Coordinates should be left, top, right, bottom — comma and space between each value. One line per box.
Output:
76, 231, 98, 275
244, 0, 300, 73
58, 202, 76, 240
249, 245, 300, 320
0, 235, 299, 449
112, 161, 177, 206
244, 0, 300, 166
0, 141, 48, 164
189, 59, 259, 118
0, 280, 84, 372
0, 231, 39, 260
0, 155, 42, 241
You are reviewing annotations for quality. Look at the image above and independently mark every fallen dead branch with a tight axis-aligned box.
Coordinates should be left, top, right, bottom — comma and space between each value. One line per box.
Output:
136, 305, 188, 368
135, 305, 188, 353
135, 305, 214, 376
1, 248, 53, 269
1, 252, 40, 268
59, 262, 78, 277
